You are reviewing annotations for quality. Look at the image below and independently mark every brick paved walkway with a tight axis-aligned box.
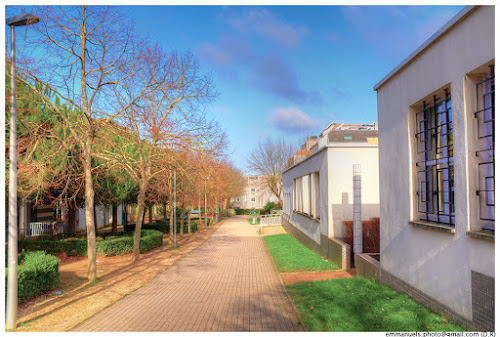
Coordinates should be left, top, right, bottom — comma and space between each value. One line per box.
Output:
73, 216, 301, 332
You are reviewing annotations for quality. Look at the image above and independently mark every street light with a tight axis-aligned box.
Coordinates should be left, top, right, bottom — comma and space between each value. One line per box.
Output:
6, 13, 40, 330
173, 168, 177, 248
204, 177, 209, 229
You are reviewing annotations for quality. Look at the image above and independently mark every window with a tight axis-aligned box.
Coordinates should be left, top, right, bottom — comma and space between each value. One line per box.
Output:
475, 65, 495, 231
251, 198, 256, 202
293, 172, 320, 219
415, 88, 454, 225
236, 198, 240, 202
251, 188, 255, 192
312, 172, 320, 219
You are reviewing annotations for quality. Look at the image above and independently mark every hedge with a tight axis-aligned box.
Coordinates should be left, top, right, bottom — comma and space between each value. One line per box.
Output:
18, 230, 163, 257
18, 238, 87, 256
235, 208, 264, 215
96, 230, 163, 256
5, 251, 60, 303
124, 222, 168, 233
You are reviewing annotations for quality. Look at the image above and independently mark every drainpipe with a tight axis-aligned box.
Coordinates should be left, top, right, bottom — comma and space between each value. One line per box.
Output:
353, 164, 362, 254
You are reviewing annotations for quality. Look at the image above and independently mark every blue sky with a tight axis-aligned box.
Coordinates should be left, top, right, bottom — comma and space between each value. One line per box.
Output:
7, 5, 467, 174
125, 5, 466, 174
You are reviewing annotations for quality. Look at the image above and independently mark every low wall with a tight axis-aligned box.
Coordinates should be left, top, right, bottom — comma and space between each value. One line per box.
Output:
380, 269, 473, 330
282, 218, 321, 254
320, 235, 351, 270
354, 253, 380, 281
282, 218, 351, 269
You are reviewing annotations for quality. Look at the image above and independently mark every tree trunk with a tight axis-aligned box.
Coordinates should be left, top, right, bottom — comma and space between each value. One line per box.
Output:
198, 199, 202, 230
84, 140, 97, 281
163, 203, 167, 220
142, 207, 146, 224
112, 203, 118, 233
68, 204, 76, 234
149, 204, 153, 224
210, 202, 214, 225
93, 203, 98, 236
133, 181, 148, 261
179, 208, 185, 237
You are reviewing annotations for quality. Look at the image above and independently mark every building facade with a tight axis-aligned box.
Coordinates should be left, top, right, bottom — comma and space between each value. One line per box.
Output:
230, 175, 279, 209
374, 6, 494, 330
282, 126, 380, 269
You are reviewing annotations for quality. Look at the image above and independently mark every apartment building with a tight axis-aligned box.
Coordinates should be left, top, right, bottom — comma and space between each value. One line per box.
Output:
230, 175, 279, 209
282, 123, 379, 269
374, 5, 494, 330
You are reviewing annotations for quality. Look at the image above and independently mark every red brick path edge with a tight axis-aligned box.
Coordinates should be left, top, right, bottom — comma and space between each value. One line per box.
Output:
281, 269, 356, 285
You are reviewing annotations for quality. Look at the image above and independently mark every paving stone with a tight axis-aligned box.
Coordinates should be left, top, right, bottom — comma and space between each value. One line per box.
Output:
72, 216, 300, 332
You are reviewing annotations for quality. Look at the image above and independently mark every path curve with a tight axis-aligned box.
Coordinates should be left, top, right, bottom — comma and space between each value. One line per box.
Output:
72, 216, 300, 332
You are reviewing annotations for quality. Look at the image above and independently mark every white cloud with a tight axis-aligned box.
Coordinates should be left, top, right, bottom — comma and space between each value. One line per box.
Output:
268, 107, 321, 133
227, 8, 308, 48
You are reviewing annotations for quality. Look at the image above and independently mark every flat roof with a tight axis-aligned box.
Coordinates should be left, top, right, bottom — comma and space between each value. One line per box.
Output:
373, 5, 477, 91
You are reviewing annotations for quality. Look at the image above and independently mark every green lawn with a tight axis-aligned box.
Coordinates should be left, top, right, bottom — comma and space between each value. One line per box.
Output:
287, 277, 464, 332
263, 234, 339, 272
248, 217, 260, 225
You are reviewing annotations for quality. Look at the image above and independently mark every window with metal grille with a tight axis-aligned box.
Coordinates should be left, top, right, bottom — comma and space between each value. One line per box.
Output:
415, 89, 454, 225
475, 65, 495, 231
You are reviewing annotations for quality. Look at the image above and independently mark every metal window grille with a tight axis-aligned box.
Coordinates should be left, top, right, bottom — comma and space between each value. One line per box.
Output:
415, 89, 455, 225
475, 65, 495, 230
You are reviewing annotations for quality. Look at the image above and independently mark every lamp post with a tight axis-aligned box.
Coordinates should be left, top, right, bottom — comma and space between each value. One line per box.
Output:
204, 177, 208, 229
6, 13, 40, 330
173, 168, 177, 248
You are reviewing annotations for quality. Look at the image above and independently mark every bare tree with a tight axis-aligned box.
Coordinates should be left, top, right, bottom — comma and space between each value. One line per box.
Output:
97, 47, 221, 260
13, 5, 151, 281
246, 138, 295, 205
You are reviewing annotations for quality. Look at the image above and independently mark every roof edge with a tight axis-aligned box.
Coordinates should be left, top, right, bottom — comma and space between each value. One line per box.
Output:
373, 5, 477, 91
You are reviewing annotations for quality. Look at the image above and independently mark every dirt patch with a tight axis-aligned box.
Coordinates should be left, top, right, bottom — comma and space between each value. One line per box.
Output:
15, 221, 225, 332
281, 269, 356, 285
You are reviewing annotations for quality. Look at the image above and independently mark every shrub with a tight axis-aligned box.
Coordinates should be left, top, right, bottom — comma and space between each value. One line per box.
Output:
124, 222, 168, 233
5, 251, 60, 303
343, 218, 380, 253
263, 201, 278, 214
234, 208, 263, 215
190, 222, 198, 233
18, 230, 163, 257
96, 230, 163, 256
18, 238, 87, 257
226, 209, 236, 216
138, 230, 163, 253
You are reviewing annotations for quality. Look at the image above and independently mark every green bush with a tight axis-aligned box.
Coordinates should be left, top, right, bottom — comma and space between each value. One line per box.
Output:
138, 230, 163, 253
190, 222, 198, 233
5, 251, 60, 303
96, 230, 163, 256
235, 208, 263, 215
18, 230, 163, 257
263, 201, 279, 214
124, 221, 171, 233
18, 238, 87, 256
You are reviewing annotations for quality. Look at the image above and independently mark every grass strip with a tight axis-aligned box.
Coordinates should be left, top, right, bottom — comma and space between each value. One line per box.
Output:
263, 234, 338, 272
287, 277, 464, 332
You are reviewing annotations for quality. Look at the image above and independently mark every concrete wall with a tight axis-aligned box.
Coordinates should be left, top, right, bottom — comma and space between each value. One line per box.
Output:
328, 147, 380, 238
282, 148, 329, 244
376, 6, 494, 323
76, 204, 123, 231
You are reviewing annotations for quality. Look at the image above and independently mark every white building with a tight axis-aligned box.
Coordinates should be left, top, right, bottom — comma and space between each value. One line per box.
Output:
374, 5, 494, 330
19, 201, 123, 236
230, 175, 279, 209
282, 126, 379, 269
